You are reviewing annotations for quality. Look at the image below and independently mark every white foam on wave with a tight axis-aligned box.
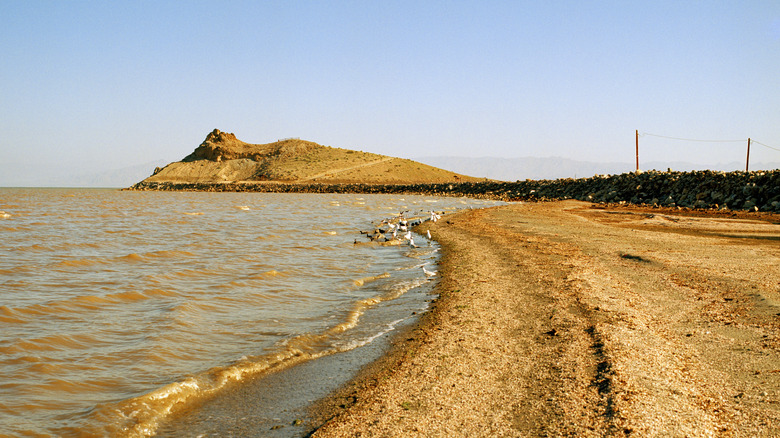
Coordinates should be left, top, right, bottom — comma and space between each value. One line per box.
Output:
334, 318, 406, 351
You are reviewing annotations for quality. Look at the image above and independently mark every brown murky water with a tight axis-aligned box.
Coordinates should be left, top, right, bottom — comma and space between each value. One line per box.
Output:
0, 188, 503, 436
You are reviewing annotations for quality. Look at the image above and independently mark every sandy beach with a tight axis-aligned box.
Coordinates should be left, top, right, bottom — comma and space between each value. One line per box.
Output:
311, 200, 780, 437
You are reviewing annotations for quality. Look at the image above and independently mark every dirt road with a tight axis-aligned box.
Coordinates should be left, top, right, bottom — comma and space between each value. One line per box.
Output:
312, 200, 779, 437
297, 157, 395, 182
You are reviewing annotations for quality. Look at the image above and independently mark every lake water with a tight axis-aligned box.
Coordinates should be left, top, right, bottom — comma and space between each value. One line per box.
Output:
0, 189, 502, 437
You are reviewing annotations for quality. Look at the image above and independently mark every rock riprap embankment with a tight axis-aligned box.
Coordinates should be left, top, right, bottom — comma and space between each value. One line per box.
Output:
128, 169, 780, 212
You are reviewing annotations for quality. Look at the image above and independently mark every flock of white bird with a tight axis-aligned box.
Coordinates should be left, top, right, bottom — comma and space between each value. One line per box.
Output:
360, 209, 443, 278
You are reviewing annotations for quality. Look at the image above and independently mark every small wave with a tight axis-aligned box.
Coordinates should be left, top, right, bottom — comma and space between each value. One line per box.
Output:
332, 278, 424, 335
119, 253, 146, 262
54, 258, 109, 268
0, 267, 33, 276
253, 233, 284, 241
214, 279, 249, 290
230, 270, 287, 284
142, 250, 196, 259
0, 225, 31, 232
167, 301, 220, 323
183, 212, 204, 216
74, 289, 176, 305
0, 333, 103, 355
142, 288, 180, 298
152, 268, 219, 280
249, 270, 285, 279
333, 318, 406, 351
352, 272, 390, 287
2, 355, 51, 366
70, 295, 114, 307
291, 244, 322, 250
1, 289, 180, 323
67, 242, 102, 250
118, 249, 194, 262
11, 243, 54, 252
105, 291, 152, 303
30, 376, 120, 395
0, 305, 28, 324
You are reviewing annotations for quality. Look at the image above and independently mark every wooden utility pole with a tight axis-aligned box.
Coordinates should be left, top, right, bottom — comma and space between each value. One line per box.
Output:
635, 130, 639, 171
746, 138, 751, 172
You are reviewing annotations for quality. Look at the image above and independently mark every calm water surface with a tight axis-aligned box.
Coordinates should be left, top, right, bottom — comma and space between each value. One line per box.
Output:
0, 189, 502, 436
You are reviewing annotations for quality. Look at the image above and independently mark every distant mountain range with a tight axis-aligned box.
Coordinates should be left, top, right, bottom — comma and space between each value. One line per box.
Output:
0, 160, 169, 188
415, 156, 780, 181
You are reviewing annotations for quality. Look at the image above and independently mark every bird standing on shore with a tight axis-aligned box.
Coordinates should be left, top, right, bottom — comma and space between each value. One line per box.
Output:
399, 216, 408, 232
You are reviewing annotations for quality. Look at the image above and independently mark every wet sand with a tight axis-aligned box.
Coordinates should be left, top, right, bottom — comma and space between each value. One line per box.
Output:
311, 200, 780, 437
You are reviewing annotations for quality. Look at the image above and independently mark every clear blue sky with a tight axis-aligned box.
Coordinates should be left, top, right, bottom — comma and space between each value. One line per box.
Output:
2, 1, 779, 179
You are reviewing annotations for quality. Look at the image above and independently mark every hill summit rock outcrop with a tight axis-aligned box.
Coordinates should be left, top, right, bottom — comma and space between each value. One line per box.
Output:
182, 129, 318, 163
139, 130, 479, 185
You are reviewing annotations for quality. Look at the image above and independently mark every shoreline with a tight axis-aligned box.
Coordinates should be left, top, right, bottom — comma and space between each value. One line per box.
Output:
127, 168, 780, 213
309, 200, 779, 436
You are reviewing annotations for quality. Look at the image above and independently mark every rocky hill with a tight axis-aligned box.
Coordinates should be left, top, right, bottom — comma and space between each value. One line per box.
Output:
139, 130, 481, 185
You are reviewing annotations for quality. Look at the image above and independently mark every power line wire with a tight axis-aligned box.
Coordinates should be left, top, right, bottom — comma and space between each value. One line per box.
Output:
638, 131, 779, 154
752, 140, 780, 153
640, 132, 745, 143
